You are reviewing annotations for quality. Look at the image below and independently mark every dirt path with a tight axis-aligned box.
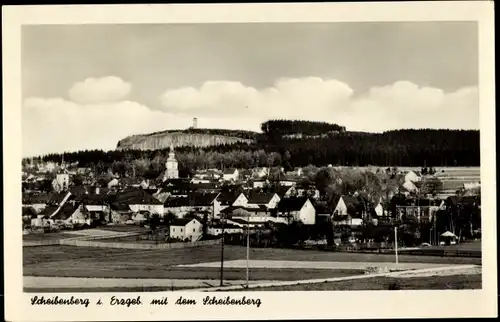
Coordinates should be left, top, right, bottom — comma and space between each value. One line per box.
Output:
178, 260, 457, 271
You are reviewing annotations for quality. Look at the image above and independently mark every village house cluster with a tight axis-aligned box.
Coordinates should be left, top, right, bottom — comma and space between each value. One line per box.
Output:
22, 147, 481, 244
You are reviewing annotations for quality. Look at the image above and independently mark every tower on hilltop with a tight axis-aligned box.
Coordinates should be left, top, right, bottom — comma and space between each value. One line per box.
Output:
192, 117, 198, 129
164, 144, 179, 180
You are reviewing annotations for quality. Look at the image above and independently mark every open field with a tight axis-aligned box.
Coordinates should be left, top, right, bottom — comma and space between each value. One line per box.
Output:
24, 245, 481, 269
23, 233, 77, 241
241, 274, 482, 291
98, 225, 150, 233
24, 245, 481, 291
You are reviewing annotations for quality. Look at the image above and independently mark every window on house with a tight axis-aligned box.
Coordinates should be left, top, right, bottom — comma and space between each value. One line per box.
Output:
181, 228, 183, 232
173, 228, 175, 232
193, 228, 195, 232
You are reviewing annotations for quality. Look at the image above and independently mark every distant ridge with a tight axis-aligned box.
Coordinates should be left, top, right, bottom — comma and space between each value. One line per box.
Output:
116, 128, 258, 151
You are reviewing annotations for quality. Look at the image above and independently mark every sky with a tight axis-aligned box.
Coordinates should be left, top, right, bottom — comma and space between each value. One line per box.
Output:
22, 22, 479, 157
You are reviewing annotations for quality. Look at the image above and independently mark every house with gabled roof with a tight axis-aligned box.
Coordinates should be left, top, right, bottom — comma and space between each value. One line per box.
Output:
164, 192, 219, 218
41, 202, 89, 226
331, 195, 367, 227
169, 217, 203, 241
213, 190, 248, 218
277, 197, 316, 225
246, 192, 280, 210
114, 187, 164, 215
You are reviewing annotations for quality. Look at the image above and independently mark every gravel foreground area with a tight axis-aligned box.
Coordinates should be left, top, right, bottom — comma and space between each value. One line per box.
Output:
24, 276, 280, 290
241, 274, 482, 291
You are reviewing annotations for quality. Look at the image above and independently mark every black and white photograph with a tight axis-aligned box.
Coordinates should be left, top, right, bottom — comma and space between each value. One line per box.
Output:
4, 2, 496, 321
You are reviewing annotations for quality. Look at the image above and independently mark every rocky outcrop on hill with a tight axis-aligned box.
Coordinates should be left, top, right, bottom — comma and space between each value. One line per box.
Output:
117, 131, 254, 151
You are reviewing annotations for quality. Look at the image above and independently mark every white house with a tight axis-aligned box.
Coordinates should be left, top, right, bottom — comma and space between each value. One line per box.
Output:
212, 192, 248, 218
42, 203, 89, 226
405, 171, 421, 183
277, 197, 316, 225
374, 203, 384, 217
169, 218, 203, 241
223, 168, 239, 182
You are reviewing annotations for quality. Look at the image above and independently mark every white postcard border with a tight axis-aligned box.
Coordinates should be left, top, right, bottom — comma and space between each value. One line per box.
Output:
3, 2, 497, 320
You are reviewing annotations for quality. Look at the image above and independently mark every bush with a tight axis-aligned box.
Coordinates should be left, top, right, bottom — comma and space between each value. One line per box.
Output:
388, 282, 401, 290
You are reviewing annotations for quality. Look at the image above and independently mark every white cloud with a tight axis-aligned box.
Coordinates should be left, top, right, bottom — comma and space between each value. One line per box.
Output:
68, 76, 132, 104
22, 76, 479, 157
160, 77, 354, 121
160, 78, 479, 132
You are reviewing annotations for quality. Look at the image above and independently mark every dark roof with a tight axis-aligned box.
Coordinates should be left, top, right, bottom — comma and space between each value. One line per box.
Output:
165, 192, 219, 207
217, 190, 245, 206
171, 218, 199, 226
49, 192, 71, 205
246, 192, 277, 205
22, 193, 51, 204
114, 187, 162, 205
210, 223, 240, 229
164, 197, 190, 207
22, 207, 39, 218
278, 197, 309, 212
220, 205, 246, 214
39, 205, 59, 218
110, 203, 131, 212
70, 185, 89, 196
51, 203, 78, 220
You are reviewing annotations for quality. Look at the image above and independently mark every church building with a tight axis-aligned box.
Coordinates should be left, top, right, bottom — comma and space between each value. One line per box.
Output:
164, 145, 179, 180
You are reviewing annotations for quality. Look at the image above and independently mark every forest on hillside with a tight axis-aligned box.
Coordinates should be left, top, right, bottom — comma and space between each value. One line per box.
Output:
29, 127, 480, 179
261, 119, 346, 137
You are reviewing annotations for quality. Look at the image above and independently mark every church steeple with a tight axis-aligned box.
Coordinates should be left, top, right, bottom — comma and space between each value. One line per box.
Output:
164, 144, 179, 180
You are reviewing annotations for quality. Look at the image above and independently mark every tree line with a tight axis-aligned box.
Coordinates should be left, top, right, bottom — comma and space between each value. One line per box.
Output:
27, 127, 479, 176
261, 119, 346, 137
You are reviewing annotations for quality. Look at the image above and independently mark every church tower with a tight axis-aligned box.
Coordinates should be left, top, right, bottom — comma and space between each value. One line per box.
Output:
164, 144, 179, 180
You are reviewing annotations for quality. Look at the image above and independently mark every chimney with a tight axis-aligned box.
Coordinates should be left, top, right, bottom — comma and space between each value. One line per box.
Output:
192, 117, 198, 129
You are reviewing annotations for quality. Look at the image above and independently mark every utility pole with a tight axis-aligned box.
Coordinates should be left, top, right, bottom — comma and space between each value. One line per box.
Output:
394, 226, 399, 265
220, 215, 225, 287
246, 212, 250, 288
